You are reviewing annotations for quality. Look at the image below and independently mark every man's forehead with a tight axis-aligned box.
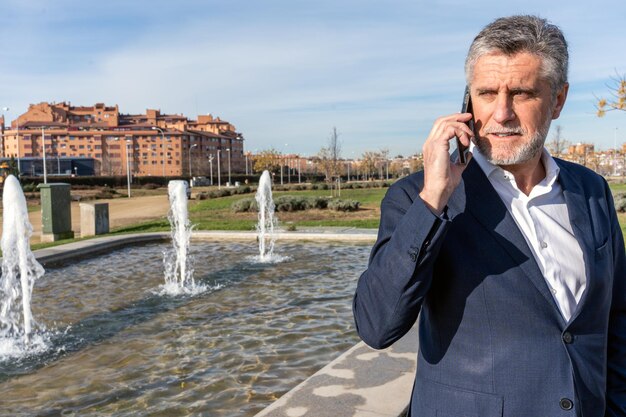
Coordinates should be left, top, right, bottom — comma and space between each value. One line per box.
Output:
471, 52, 547, 87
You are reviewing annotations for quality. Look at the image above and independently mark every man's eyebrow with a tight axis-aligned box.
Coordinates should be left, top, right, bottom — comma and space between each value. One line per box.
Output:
475, 87, 497, 94
509, 87, 538, 94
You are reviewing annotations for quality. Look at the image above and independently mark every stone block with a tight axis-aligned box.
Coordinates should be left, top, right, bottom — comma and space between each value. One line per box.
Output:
80, 202, 109, 236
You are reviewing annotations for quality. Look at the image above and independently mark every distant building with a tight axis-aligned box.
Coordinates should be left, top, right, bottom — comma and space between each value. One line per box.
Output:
1, 102, 244, 177
568, 143, 595, 156
0, 156, 96, 177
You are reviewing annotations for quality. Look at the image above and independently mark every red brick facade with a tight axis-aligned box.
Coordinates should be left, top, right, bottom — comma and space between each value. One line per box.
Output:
1, 102, 244, 177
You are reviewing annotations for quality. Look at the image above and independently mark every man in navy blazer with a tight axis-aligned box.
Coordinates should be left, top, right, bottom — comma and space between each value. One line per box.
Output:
353, 15, 626, 417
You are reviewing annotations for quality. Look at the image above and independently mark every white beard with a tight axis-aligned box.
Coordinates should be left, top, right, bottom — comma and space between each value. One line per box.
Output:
474, 116, 552, 165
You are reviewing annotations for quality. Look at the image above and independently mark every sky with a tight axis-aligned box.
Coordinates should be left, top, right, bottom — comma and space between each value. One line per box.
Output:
0, 0, 625, 158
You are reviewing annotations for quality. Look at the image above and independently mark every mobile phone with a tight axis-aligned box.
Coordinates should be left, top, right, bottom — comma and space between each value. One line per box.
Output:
457, 86, 475, 164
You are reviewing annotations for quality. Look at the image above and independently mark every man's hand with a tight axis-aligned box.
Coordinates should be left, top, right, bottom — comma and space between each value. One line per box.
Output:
419, 113, 474, 215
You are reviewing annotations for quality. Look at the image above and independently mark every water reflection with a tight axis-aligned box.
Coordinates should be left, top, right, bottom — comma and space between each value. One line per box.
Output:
0, 241, 368, 416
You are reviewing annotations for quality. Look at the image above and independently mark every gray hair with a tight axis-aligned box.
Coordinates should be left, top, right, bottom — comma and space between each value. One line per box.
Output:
465, 15, 569, 95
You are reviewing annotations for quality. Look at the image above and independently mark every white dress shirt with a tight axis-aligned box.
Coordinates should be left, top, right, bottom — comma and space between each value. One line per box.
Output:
471, 146, 586, 321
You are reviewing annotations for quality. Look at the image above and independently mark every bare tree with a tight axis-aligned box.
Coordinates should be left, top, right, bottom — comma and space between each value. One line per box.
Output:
316, 127, 342, 182
547, 125, 569, 157
596, 71, 626, 117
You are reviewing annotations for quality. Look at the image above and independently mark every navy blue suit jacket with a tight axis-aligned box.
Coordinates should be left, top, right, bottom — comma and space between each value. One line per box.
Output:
353, 158, 626, 417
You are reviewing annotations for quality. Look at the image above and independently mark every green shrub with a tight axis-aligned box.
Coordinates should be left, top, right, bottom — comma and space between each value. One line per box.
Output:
231, 198, 258, 213
21, 182, 39, 192
208, 189, 233, 198
95, 187, 118, 199
328, 199, 360, 212
229, 194, 360, 213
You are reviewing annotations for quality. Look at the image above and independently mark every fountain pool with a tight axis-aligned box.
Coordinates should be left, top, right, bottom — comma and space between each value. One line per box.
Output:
0, 240, 368, 416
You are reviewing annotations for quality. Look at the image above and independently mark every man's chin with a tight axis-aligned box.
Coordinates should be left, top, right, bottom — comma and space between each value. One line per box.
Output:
478, 146, 530, 166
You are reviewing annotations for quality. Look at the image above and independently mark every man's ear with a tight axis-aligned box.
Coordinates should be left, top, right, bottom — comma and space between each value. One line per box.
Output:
552, 82, 569, 119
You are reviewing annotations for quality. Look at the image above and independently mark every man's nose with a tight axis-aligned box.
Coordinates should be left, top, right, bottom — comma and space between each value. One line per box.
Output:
492, 93, 515, 124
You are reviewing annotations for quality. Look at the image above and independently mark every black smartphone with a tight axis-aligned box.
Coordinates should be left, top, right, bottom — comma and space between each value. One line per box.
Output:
457, 86, 475, 164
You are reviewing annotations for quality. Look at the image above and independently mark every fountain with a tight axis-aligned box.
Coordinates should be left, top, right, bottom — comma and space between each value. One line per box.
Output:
0, 174, 369, 416
161, 180, 200, 295
0, 175, 47, 356
0, 240, 368, 416
254, 170, 279, 262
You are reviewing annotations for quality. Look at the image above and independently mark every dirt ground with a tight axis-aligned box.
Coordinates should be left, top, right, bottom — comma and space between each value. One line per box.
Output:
17, 194, 171, 243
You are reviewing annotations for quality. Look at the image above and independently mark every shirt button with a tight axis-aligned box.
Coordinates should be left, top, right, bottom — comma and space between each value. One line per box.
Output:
560, 398, 573, 410
562, 332, 574, 344
540, 241, 548, 249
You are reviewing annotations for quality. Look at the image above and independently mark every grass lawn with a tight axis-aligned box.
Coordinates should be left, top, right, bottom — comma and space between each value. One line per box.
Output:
187, 187, 387, 231
40, 182, 626, 235
9, 181, 626, 251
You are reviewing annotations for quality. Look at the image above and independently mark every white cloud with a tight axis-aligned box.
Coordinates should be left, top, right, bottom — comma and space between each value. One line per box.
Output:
1, 0, 625, 155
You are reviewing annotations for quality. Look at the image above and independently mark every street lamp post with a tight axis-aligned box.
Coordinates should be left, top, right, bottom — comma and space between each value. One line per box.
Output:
226, 148, 231, 186
152, 126, 166, 178
217, 150, 222, 189
298, 157, 301, 184
208, 155, 214, 185
126, 139, 132, 198
41, 127, 48, 184
188, 143, 198, 178
245, 152, 249, 176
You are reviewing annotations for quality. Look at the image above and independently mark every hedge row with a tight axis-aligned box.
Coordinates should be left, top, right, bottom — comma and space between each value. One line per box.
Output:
231, 196, 360, 213
195, 180, 392, 200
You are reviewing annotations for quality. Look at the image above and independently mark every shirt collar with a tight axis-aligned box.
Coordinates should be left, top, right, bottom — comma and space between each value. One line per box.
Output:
470, 142, 560, 185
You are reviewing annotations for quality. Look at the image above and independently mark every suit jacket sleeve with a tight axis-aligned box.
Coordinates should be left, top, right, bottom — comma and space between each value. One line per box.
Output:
606, 182, 626, 416
353, 177, 450, 349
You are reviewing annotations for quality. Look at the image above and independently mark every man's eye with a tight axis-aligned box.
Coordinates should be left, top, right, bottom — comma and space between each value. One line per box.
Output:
513, 91, 534, 99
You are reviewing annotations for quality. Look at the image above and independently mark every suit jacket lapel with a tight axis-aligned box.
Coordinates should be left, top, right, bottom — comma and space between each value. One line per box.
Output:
448, 160, 563, 316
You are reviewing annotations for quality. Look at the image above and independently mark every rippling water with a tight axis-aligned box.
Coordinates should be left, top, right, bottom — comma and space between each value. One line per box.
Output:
0, 241, 369, 416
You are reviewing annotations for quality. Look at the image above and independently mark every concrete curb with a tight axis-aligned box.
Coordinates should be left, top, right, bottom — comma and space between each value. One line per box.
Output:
254, 327, 417, 417
192, 229, 378, 242
31, 228, 378, 267
32, 232, 170, 266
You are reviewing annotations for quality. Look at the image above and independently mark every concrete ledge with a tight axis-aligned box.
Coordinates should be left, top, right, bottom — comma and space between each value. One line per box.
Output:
33, 232, 169, 266
30, 228, 377, 266
192, 229, 378, 243
254, 327, 417, 417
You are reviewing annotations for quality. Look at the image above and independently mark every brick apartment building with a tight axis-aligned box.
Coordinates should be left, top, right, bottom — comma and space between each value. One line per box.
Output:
0, 102, 244, 178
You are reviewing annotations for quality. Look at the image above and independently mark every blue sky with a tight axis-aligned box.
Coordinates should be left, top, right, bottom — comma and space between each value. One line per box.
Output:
1, 0, 625, 157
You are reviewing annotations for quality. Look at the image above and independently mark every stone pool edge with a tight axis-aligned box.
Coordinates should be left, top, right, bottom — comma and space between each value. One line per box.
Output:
32, 229, 379, 266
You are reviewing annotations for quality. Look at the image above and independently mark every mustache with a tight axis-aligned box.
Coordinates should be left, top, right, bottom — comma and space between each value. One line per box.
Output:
482, 126, 526, 135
